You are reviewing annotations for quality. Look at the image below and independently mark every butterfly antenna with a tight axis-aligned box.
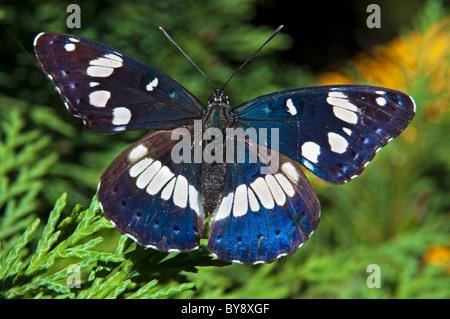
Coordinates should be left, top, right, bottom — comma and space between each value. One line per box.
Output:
221, 25, 284, 91
159, 26, 216, 91
7, 29, 40, 69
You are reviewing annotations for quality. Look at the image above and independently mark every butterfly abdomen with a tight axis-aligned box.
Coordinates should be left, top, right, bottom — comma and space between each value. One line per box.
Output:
200, 161, 226, 214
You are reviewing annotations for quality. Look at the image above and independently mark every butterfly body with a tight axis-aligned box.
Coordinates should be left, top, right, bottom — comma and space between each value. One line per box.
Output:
200, 91, 230, 212
34, 32, 416, 264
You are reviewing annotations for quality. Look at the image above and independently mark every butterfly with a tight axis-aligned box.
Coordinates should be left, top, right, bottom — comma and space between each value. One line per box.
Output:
33, 30, 416, 265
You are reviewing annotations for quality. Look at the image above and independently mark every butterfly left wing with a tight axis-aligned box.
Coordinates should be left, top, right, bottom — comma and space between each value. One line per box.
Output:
207, 139, 320, 264
98, 128, 204, 252
232, 85, 416, 184
34, 32, 205, 133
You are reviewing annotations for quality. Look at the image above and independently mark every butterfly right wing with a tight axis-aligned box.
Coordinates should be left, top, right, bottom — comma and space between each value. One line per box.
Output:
98, 128, 204, 252
34, 32, 205, 133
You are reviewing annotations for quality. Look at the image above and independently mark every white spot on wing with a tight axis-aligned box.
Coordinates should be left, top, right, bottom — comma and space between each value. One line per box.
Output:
302, 160, 314, 172
145, 243, 158, 250
136, 160, 161, 189
113, 126, 126, 132
128, 145, 148, 162
189, 185, 202, 216
214, 192, 234, 220
89, 55, 123, 68
328, 132, 348, 154
161, 178, 176, 201
173, 175, 188, 208
265, 175, 286, 206
146, 78, 159, 91
328, 91, 347, 99
233, 184, 248, 217
247, 187, 260, 212
327, 92, 359, 124
301, 141, 321, 164
112, 107, 132, 125
86, 66, 114, 77
410, 95, 417, 113
64, 43, 76, 51
327, 96, 358, 112
87, 53, 123, 77
274, 173, 295, 197
333, 106, 358, 124
34, 32, 45, 47
89, 90, 111, 107
104, 53, 123, 63
277, 253, 288, 259
250, 177, 274, 209
68, 37, 80, 43
376, 96, 387, 106
125, 233, 139, 243
343, 127, 352, 136
281, 162, 300, 184
285, 98, 298, 116
146, 166, 174, 195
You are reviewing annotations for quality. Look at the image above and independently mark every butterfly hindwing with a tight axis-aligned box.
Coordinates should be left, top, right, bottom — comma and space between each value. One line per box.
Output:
232, 85, 416, 184
207, 138, 320, 264
34, 32, 205, 134
98, 129, 204, 252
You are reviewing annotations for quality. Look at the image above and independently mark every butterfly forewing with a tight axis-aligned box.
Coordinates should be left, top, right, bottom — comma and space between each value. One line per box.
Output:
207, 138, 320, 264
232, 85, 416, 184
98, 129, 204, 252
34, 32, 205, 134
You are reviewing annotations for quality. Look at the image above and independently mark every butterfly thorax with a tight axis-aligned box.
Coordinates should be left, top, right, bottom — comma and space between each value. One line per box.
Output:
204, 89, 230, 128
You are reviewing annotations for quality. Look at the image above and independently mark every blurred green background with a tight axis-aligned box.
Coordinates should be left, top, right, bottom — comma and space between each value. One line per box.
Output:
0, 0, 449, 298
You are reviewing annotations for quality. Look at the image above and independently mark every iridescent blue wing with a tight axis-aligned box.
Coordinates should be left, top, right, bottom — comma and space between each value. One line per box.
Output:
207, 139, 320, 264
232, 85, 416, 184
98, 129, 204, 252
34, 32, 205, 133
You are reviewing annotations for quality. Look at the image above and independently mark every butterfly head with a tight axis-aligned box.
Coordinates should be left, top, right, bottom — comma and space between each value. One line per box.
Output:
208, 89, 229, 105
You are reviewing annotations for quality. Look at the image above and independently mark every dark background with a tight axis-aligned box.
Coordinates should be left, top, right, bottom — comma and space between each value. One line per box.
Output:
252, 0, 426, 70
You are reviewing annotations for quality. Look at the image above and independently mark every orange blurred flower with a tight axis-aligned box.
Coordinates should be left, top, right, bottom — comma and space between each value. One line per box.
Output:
423, 245, 450, 274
